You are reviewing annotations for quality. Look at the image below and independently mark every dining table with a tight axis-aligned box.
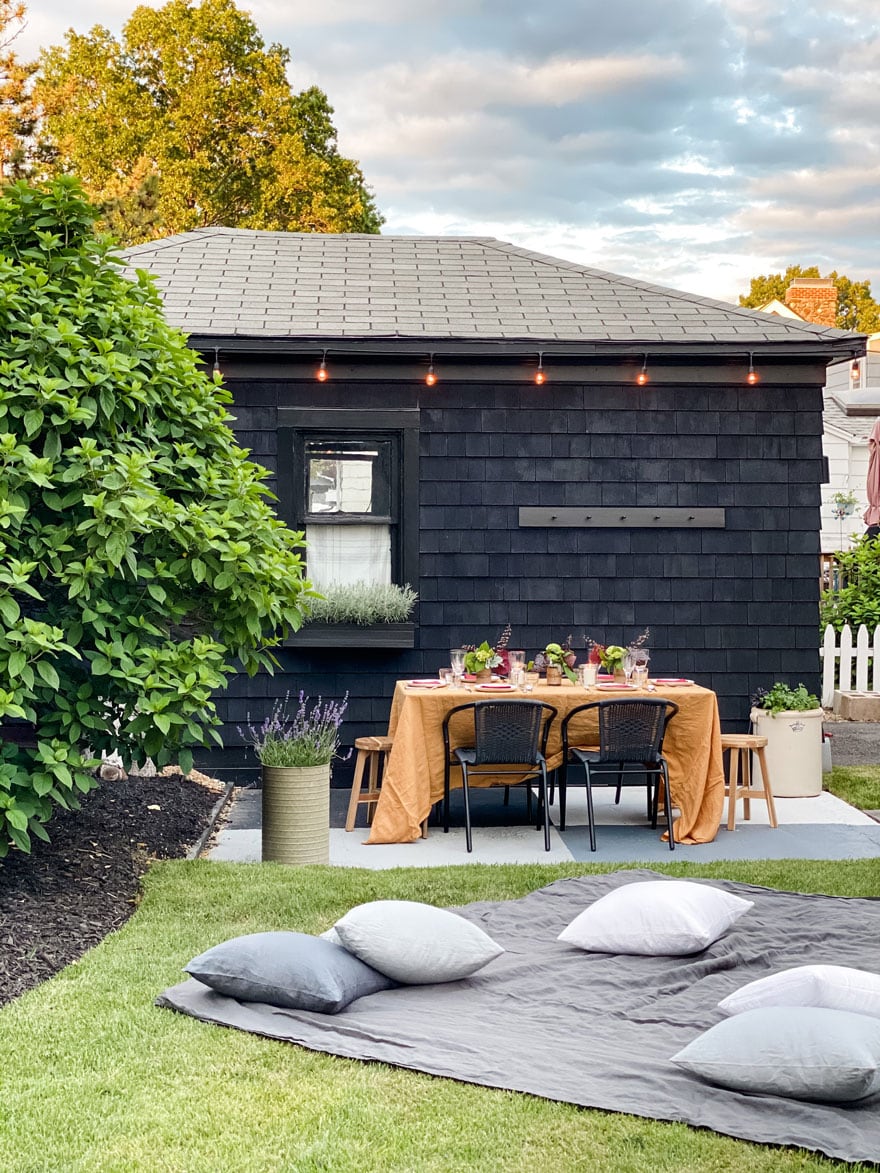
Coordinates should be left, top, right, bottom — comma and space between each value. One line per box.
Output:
365, 678, 726, 846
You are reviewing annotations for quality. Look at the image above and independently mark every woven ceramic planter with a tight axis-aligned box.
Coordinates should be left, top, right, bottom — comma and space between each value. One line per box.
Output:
261, 764, 330, 865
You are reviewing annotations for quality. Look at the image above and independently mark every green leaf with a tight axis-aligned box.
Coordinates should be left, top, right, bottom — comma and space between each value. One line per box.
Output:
36, 660, 60, 690
23, 408, 44, 436
0, 595, 20, 625
154, 712, 171, 735
177, 747, 193, 776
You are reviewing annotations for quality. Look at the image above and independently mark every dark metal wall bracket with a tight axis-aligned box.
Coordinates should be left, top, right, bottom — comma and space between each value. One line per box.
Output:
518, 507, 726, 528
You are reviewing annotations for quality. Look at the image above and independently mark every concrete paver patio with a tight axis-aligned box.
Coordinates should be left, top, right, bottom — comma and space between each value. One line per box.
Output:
207, 783, 880, 868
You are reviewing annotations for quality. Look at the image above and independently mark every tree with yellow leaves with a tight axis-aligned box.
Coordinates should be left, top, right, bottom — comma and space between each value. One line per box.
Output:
33, 0, 382, 244
0, 0, 34, 179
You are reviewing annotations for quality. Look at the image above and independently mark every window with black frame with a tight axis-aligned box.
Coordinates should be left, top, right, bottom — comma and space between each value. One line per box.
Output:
300, 435, 397, 589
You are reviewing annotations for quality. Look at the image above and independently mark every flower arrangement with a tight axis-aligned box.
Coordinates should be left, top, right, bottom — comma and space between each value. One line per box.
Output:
463, 641, 503, 675
830, 490, 859, 520
533, 637, 577, 681
240, 691, 349, 767
463, 624, 511, 675
584, 627, 650, 674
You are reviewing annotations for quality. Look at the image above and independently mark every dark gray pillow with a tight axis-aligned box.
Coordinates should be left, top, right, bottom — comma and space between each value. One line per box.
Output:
185, 931, 394, 1014
671, 1006, 880, 1102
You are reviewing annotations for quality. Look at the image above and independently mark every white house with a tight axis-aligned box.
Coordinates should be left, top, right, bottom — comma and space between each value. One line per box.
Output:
758, 278, 877, 553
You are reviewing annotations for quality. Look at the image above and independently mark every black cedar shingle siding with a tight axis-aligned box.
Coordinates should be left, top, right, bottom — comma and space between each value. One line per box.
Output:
200, 372, 823, 783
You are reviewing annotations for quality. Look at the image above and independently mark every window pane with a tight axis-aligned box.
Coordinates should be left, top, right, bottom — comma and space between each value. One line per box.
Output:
306, 439, 391, 516
305, 524, 392, 588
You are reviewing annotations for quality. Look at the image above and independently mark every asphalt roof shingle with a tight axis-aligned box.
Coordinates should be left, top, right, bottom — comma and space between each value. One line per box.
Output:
121, 229, 862, 350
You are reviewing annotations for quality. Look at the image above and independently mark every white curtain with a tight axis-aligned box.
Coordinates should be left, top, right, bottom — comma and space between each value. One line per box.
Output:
306, 525, 391, 588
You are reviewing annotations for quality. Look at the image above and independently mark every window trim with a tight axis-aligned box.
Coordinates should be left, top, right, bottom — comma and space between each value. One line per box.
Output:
278, 407, 419, 591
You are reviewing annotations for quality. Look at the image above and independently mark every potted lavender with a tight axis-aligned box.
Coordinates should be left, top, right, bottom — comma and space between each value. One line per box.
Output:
241, 692, 348, 865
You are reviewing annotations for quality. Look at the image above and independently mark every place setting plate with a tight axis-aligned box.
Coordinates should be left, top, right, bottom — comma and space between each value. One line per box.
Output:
653, 678, 695, 687
473, 682, 517, 692
406, 679, 448, 689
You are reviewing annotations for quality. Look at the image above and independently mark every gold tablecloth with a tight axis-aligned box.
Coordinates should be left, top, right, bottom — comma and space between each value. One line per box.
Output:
365, 680, 725, 846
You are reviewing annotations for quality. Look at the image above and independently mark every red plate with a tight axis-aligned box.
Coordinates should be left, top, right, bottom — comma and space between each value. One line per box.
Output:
407, 679, 447, 688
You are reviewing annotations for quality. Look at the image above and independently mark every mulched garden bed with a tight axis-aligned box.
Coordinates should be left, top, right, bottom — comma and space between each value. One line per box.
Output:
0, 771, 223, 1007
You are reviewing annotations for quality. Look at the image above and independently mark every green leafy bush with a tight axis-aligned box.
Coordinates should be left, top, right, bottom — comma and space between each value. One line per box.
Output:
306, 582, 417, 625
820, 535, 880, 632
752, 683, 820, 715
0, 178, 311, 853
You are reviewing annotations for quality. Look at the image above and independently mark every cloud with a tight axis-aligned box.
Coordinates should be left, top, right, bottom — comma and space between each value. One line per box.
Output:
11, 0, 880, 301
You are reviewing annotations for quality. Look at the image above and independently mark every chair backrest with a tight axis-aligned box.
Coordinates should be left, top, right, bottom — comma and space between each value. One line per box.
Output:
595, 698, 679, 762
470, 700, 553, 765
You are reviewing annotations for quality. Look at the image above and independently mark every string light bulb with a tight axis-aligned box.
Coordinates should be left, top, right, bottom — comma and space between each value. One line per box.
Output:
425, 354, 437, 386
212, 347, 221, 377
535, 353, 546, 385
746, 353, 759, 385
636, 355, 649, 386
851, 358, 861, 383
316, 350, 329, 382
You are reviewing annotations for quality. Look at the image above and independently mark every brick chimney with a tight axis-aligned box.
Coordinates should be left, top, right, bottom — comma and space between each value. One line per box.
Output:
784, 277, 837, 326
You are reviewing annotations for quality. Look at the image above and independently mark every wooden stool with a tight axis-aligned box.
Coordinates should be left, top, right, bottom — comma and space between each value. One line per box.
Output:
345, 736, 428, 837
721, 733, 778, 830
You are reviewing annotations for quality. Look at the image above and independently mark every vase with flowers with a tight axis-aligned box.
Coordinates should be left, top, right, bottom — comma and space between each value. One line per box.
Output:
463, 641, 503, 682
584, 628, 650, 680
240, 691, 349, 865
533, 638, 578, 683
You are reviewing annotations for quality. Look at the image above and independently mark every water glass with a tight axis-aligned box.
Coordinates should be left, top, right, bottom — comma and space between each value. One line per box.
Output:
510, 666, 526, 688
524, 670, 540, 693
633, 665, 649, 688
439, 668, 453, 684
507, 650, 526, 675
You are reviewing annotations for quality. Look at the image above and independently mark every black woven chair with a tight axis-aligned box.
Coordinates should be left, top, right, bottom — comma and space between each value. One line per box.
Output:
442, 700, 557, 853
559, 699, 679, 852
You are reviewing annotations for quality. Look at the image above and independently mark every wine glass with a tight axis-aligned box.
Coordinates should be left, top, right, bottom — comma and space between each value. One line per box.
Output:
623, 651, 635, 684
450, 647, 466, 686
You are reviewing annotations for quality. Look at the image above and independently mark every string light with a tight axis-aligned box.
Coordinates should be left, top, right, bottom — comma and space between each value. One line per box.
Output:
425, 354, 437, 386
212, 347, 221, 377
316, 350, 329, 382
851, 358, 861, 383
535, 353, 546, 385
746, 353, 759, 385
636, 355, 649, 386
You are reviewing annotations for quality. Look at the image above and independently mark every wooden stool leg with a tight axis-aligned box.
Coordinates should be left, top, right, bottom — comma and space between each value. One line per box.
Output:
727, 748, 740, 831
345, 750, 369, 831
366, 751, 381, 823
755, 746, 778, 828
742, 748, 752, 822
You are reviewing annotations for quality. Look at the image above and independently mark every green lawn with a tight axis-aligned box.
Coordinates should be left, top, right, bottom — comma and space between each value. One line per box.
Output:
1, 859, 878, 1172
826, 764, 880, 812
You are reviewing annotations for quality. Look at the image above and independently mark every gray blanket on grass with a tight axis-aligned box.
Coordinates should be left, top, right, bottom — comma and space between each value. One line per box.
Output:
157, 869, 880, 1164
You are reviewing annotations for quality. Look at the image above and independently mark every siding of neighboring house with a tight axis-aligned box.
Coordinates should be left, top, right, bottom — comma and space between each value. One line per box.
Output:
200, 361, 828, 784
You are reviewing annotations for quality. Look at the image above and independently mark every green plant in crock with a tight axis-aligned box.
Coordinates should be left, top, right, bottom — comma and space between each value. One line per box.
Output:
751, 683, 820, 716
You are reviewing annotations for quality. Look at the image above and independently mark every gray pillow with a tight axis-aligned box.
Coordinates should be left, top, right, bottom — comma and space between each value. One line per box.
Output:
185, 931, 394, 1014
333, 900, 504, 984
671, 1006, 880, 1103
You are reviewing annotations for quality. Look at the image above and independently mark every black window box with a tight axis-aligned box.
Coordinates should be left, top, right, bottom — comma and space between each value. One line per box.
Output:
282, 622, 415, 649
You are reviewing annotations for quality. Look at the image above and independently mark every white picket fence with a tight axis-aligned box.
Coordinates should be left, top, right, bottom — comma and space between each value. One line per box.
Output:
820, 623, 880, 706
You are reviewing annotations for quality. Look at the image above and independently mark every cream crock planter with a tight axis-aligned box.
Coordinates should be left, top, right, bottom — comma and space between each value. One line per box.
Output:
749, 707, 824, 798
261, 764, 330, 864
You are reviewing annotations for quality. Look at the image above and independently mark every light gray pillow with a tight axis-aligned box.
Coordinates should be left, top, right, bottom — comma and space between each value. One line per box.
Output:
558, 880, 753, 956
671, 1006, 880, 1102
185, 931, 394, 1013
333, 900, 504, 984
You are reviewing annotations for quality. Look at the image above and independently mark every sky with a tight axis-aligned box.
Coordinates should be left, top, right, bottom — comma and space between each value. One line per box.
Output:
14, 0, 880, 303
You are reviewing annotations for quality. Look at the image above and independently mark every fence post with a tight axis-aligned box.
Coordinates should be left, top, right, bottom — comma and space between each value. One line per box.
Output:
856, 624, 871, 691
839, 624, 854, 694
821, 624, 837, 707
